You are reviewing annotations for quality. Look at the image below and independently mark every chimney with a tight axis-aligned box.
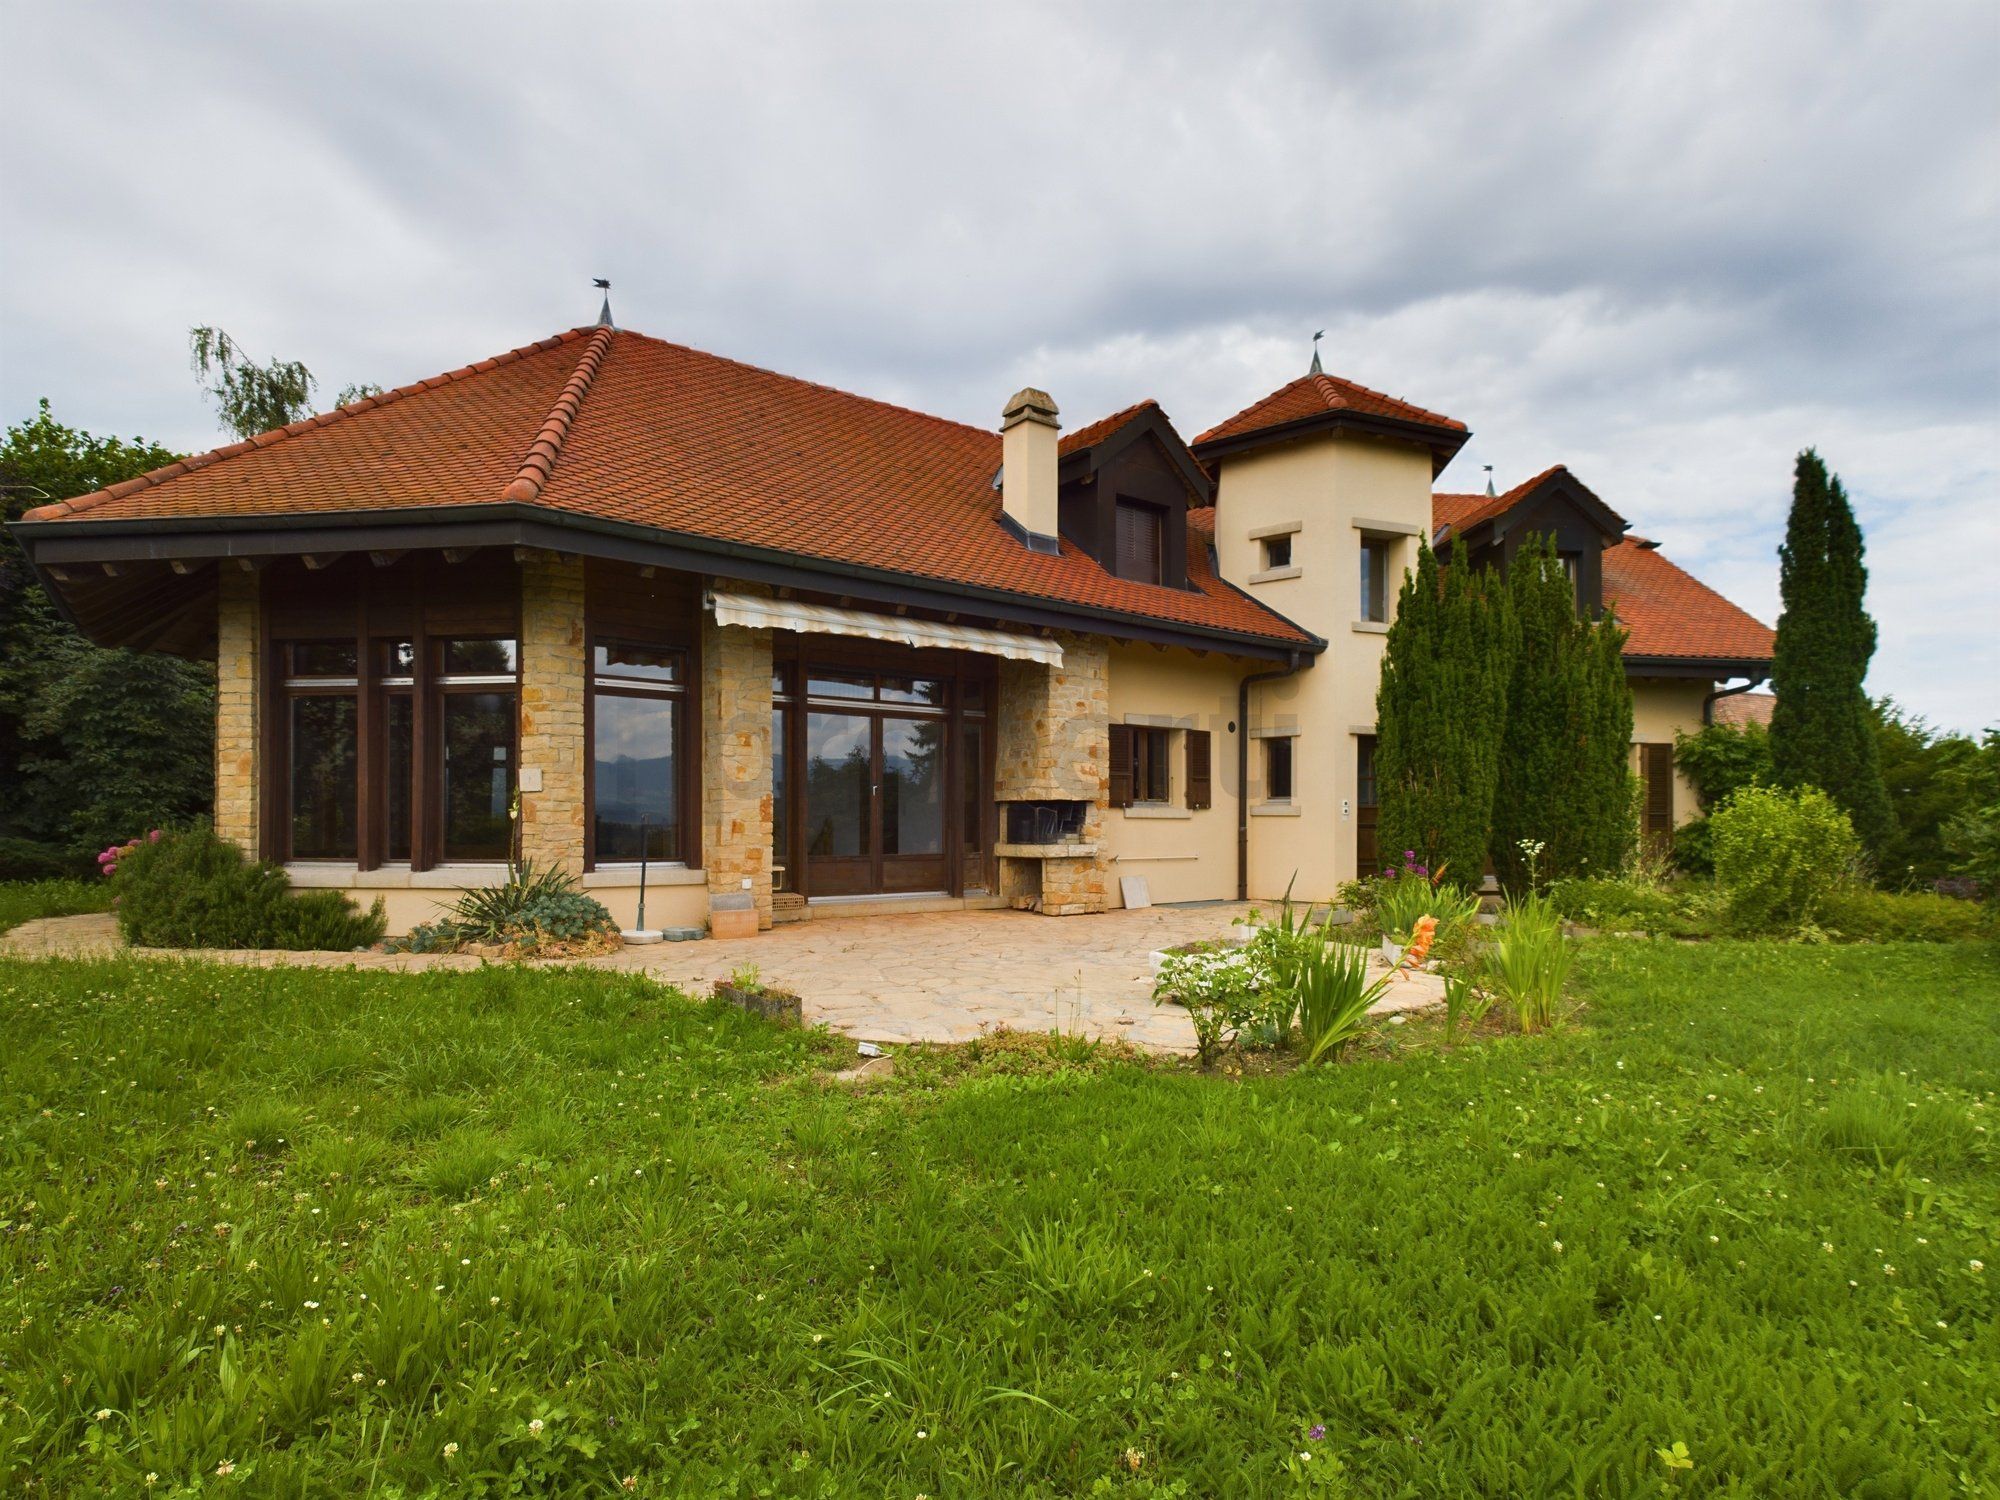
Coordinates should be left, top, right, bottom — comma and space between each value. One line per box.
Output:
1000, 388, 1060, 552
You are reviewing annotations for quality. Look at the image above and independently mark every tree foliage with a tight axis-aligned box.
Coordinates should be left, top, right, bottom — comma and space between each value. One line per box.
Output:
189, 325, 318, 439
1490, 534, 1636, 890
1769, 449, 1893, 857
1873, 701, 2000, 889
1374, 540, 1511, 885
0, 401, 212, 855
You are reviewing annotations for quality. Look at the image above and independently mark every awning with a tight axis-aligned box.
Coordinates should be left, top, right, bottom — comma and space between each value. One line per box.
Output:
707, 591, 1062, 666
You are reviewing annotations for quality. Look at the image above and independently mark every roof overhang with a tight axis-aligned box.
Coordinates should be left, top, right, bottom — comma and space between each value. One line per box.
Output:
1190, 408, 1470, 477
1623, 655, 1772, 681
10, 503, 1322, 664
1058, 405, 1215, 503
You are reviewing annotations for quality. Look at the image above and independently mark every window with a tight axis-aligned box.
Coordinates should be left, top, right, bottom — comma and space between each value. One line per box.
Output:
437, 638, 518, 861
1264, 736, 1295, 802
1114, 499, 1165, 585
282, 641, 360, 860
1261, 533, 1293, 571
591, 642, 685, 864
1359, 537, 1392, 622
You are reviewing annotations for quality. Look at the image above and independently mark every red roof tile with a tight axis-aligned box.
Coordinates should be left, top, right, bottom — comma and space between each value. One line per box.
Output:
1194, 371, 1466, 447
1432, 465, 1572, 537
1713, 691, 1775, 726
26, 328, 1312, 650
1600, 539, 1774, 662
1059, 399, 1158, 457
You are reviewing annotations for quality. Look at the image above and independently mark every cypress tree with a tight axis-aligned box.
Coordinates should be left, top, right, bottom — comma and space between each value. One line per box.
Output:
1490, 534, 1636, 889
1769, 449, 1893, 858
1374, 540, 1511, 888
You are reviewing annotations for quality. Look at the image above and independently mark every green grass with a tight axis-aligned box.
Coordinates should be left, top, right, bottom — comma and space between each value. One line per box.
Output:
0, 878, 113, 935
2, 943, 1996, 1497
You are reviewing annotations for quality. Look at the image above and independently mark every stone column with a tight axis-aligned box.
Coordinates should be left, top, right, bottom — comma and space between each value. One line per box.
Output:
701, 611, 774, 928
517, 551, 587, 874
214, 566, 261, 856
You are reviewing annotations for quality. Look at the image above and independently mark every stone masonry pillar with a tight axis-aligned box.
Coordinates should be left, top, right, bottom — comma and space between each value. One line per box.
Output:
993, 631, 1111, 913
214, 566, 261, 856
701, 611, 774, 928
517, 551, 587, 874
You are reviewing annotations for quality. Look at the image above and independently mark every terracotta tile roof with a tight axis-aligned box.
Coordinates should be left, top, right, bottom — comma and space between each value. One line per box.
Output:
26, 327, 1313, 650
1194, 371, 1466, 447
1601, 539, 1774, 662
1432, 465, 1572, 537
1059, 399, 1158, 457
1428, 489, 1773, 663
1712, 691, 1775, 726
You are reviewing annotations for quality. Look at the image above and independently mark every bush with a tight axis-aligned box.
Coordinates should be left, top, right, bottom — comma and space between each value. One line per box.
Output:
113, 825, 385, 950
1711, 785, 1862, 936
1670, 814, 1716, 877
1817, 887, 1995, 943
0, 837, 91, 882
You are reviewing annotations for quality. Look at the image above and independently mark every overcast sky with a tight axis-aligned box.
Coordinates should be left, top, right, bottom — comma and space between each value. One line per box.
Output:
4, 2, 1996, 730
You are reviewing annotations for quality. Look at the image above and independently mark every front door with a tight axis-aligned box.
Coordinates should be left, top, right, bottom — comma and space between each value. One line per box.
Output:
801, 697, 950, 897
1356, 734, 1380, 876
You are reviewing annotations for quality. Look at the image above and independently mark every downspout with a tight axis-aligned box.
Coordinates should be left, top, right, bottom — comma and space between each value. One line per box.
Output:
1701, 675, 1766, 726
1237, 650, 1308, 900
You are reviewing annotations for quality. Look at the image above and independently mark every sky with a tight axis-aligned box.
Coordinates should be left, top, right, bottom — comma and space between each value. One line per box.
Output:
3, 1, 1996, 732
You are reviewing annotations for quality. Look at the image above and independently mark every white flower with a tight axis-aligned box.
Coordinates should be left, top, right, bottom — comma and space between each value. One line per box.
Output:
1552, 1241, 1563, 1253
1971, 1260, 1984, 1273
528, 1418, 545, 1436
443, 1443, 459, 1459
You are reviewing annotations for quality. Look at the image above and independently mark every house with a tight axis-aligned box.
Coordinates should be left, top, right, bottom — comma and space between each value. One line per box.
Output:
11, 318, 1772, 934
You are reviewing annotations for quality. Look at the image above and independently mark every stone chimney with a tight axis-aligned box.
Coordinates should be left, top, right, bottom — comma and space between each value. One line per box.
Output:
1000, 388, 1060, 551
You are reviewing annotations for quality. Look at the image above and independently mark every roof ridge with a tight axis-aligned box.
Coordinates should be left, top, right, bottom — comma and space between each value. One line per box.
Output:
1309, 370, 1463, 431
21, 328, 595, 523
606, 326, 999, 442
1059, 398, 1162, 455
500, 324, 617, 504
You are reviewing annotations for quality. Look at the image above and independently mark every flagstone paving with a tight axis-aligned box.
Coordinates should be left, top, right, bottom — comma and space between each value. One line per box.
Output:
2, 903, 1443, 1055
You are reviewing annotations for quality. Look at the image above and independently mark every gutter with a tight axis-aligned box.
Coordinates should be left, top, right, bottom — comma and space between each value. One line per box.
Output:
1701, 675, 1767, 726
1237, 650, 1310, 900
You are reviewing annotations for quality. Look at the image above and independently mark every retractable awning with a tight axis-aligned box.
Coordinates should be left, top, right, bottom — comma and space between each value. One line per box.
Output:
707, 590, 1062, 667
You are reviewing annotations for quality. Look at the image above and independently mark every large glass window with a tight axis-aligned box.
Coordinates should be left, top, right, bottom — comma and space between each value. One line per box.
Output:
881, 717, 945, 856
806, 712, 872, 858
437, 638, 517, 862
1360, 537, 1392, 622
591, 641, 685, 864
283, 640, 360, 860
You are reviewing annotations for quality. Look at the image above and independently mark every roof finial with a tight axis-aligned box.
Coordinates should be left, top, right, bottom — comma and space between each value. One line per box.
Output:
1483, 463, 1495, 497
593, 278, 613, 328
1308, 329, 1324, 376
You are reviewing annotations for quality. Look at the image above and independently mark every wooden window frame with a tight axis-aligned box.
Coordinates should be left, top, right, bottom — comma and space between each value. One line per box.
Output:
585, 638, 691, 870
1114, 498, 1167, 586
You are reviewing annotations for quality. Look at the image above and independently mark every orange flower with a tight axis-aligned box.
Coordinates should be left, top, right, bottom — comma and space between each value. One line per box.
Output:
1398, 914, 1437, 975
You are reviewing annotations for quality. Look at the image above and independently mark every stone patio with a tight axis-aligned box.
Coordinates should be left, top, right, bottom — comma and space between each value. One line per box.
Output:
0, 903, 1443, 1054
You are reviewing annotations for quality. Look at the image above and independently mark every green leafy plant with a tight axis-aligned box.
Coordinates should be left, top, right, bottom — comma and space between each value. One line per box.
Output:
726, 963, 764, 992
397, 861, 618, 956
1292, 938, 1391, 1064
1484, 893, 1573, 1033
1152, 943, 1273, 1066
112, 823, 384, 950
1441, 971, 1494, 1045
1711, 784, 1862, 935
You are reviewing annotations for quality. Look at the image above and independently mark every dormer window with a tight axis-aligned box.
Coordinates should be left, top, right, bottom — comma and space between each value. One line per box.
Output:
1114, 498, 1166, 585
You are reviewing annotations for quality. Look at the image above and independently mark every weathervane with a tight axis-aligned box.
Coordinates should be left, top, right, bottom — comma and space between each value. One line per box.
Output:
1309, 329, 1325, 375
594, 278, 613, 328
1483, 464, 1496, 497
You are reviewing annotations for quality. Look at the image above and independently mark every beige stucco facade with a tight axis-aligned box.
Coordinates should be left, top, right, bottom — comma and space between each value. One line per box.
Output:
1099, 643, 1243, 906
1210, 431, 1432, 902
1630, 678, 1710, 826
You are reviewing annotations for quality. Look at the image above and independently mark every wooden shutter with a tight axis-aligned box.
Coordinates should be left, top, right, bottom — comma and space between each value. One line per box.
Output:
1185, 729, 1212, 809
1108, 724, 1135, 808
1115, 501, 1163, 584
1641, 742, 1674, 837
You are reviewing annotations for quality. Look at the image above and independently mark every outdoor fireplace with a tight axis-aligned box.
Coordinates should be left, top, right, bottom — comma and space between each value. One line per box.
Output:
1002, 798, 1089, 846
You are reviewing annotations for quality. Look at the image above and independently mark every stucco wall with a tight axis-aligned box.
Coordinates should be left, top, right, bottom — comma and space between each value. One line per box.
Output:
1100, 643, 1242, 905
1213, 431, 1434, 900
1630, 678, 1713, 825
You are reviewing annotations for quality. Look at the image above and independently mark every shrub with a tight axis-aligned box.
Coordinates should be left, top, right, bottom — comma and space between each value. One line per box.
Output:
1671, 814, 1716, 876
1817, 887, 1995, 943
1485, 894, 1573, 1033
1711, 784, 1861, 936
1549, 875, 1699, 935
113, 824, 385, 950
0, 837, 91, 882
394, 861, 619, 957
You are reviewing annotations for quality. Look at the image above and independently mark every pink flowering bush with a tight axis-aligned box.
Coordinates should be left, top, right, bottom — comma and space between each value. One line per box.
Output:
96, 829, 162, 878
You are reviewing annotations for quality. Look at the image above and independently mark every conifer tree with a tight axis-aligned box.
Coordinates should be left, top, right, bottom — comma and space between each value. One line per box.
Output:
1490, 534, 1636, 889
1769, 449, 1893, 857
1374, 540, 1512, 888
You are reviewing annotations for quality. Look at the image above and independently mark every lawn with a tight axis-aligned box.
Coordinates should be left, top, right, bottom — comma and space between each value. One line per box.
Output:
1, 942, 1995, 1497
